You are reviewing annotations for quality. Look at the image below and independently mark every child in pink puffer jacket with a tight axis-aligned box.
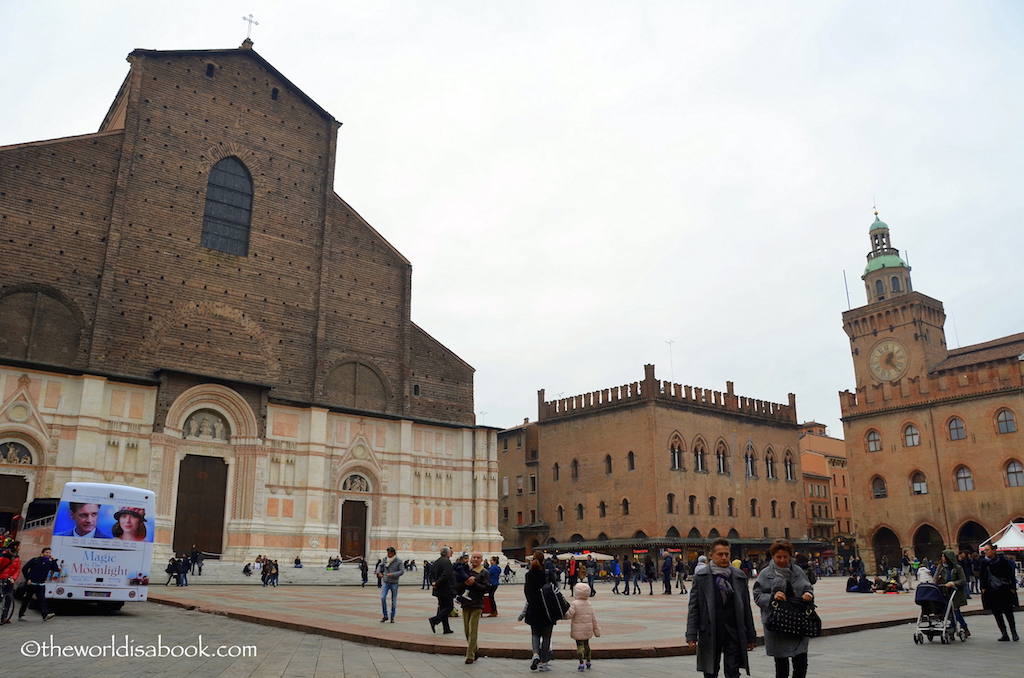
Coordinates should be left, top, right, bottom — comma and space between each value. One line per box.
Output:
564, 582, 601, 670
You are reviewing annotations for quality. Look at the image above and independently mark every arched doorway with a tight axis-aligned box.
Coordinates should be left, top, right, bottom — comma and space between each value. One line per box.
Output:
913, 524, 944, 563
0, 473, 30, 532
340, 473, 372, 559
687, 527, 702, 539
871, 527, 900, 574
957, 521, 987, 554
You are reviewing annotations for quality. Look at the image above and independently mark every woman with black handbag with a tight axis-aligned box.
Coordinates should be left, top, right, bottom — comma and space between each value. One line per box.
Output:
753, 539, 815, 678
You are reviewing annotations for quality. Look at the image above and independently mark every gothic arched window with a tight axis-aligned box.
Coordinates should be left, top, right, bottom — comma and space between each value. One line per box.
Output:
1007, 461, 1024, 487
716, 442, 728, 474
948, 417, 966, 441
670, 437, 684, 470
866, 430, 882, 452
872, 476, 887, 499
693, 440, 707, 472
997, 410, 1017, 435
955, 466, 974, 491
201, 157, 253, 256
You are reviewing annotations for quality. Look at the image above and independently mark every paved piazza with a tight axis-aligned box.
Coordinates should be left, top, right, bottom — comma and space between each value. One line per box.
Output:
1, 578, 1020, 676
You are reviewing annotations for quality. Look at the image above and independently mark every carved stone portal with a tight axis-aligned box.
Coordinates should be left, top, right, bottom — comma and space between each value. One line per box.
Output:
183, 409, 230, 442
0, 441, 33, 465
342, 474, 369, 493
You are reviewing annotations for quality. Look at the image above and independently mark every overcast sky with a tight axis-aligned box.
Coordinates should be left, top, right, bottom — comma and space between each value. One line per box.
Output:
3, 2, 1022, 435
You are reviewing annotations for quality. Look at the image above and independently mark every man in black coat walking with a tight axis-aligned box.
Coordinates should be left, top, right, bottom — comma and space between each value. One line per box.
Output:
428, 546, 456, 634
981, 543, 1019, 641
19, 547, 60, 621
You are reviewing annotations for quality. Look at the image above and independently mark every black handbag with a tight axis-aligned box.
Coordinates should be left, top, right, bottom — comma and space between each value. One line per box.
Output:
765, 597, 822, 637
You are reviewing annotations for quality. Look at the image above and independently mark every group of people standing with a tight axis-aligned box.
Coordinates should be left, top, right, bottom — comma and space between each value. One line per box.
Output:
165, 545, 205, 586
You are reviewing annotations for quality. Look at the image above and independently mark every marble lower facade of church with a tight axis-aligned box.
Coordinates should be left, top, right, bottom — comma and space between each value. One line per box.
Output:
0, 366, 503, 564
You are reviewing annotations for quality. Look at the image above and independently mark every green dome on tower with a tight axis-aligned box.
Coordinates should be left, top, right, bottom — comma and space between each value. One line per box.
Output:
869, 215, 888, 232
864, 253, 907, 275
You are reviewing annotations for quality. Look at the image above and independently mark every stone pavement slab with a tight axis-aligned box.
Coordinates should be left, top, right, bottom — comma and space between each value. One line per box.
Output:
0, 597, 1019, 678
145, 576, 979, 657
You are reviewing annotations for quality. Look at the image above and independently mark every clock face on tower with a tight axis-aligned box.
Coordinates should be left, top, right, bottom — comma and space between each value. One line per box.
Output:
869, 339, 909, 382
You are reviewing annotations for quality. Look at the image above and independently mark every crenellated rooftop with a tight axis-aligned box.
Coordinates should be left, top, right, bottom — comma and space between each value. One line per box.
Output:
538, 364, 797, 425
840, 348, 1024, 419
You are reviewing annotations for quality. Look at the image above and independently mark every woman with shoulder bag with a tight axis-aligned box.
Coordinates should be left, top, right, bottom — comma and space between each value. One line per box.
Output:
753, 539, 815, 678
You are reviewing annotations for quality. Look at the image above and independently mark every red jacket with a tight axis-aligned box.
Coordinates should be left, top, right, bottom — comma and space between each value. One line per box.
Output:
0, 551, 21, 581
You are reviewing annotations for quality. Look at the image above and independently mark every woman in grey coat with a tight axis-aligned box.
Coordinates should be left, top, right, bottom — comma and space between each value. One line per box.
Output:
753, 539, 814, 678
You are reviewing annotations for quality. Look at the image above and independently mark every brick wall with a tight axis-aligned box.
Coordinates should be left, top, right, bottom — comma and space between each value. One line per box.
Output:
0, 46, 474, 427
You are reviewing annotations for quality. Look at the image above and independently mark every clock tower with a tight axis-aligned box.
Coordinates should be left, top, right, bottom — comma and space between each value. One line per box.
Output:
841, 213, 948, 391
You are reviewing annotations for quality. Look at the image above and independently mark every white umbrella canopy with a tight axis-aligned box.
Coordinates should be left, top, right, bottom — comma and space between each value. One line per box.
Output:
983, 523, 1024, 551
555, 552, 616, 561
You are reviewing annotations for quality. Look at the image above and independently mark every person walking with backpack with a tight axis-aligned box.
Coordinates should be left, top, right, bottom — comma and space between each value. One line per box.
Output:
564, 582, 601, 671
522, 551, 559, 672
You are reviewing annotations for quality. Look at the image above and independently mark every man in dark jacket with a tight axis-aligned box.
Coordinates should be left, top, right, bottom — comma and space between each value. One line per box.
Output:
981, 543, 1019, 641
662, 554, 674, 594
178, 554, 191, 586
19, 547, 60, 621
428, 546, 456, 634
686, 538, 756, 678
622, 556, 633, 596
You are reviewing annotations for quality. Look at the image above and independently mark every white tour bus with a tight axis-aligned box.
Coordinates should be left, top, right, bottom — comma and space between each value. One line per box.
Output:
45, 482, 155, 609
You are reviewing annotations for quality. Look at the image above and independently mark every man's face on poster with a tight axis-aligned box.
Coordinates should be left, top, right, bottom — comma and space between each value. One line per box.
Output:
71, 503, 100, 535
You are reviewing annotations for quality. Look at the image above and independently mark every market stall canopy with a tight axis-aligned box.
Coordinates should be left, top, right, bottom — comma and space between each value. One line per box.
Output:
981, 523, 1024, 550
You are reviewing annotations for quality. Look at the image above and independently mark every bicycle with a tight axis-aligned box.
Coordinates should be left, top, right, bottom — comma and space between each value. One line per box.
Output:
1, 578, 15, 624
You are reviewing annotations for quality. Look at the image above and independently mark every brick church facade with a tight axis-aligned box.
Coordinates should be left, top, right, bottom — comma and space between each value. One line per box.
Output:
0, 41, 502, 563
840, 213, 1024, 569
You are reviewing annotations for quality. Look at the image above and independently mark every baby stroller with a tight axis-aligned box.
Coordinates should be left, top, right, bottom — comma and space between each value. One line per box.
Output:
912, 582, 966, 644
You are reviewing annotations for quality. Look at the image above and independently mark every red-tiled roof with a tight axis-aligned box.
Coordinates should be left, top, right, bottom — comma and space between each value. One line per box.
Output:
931, 331, 1024, 372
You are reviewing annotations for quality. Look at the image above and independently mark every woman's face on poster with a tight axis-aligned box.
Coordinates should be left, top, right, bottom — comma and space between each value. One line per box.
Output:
119, 512, 141, 535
